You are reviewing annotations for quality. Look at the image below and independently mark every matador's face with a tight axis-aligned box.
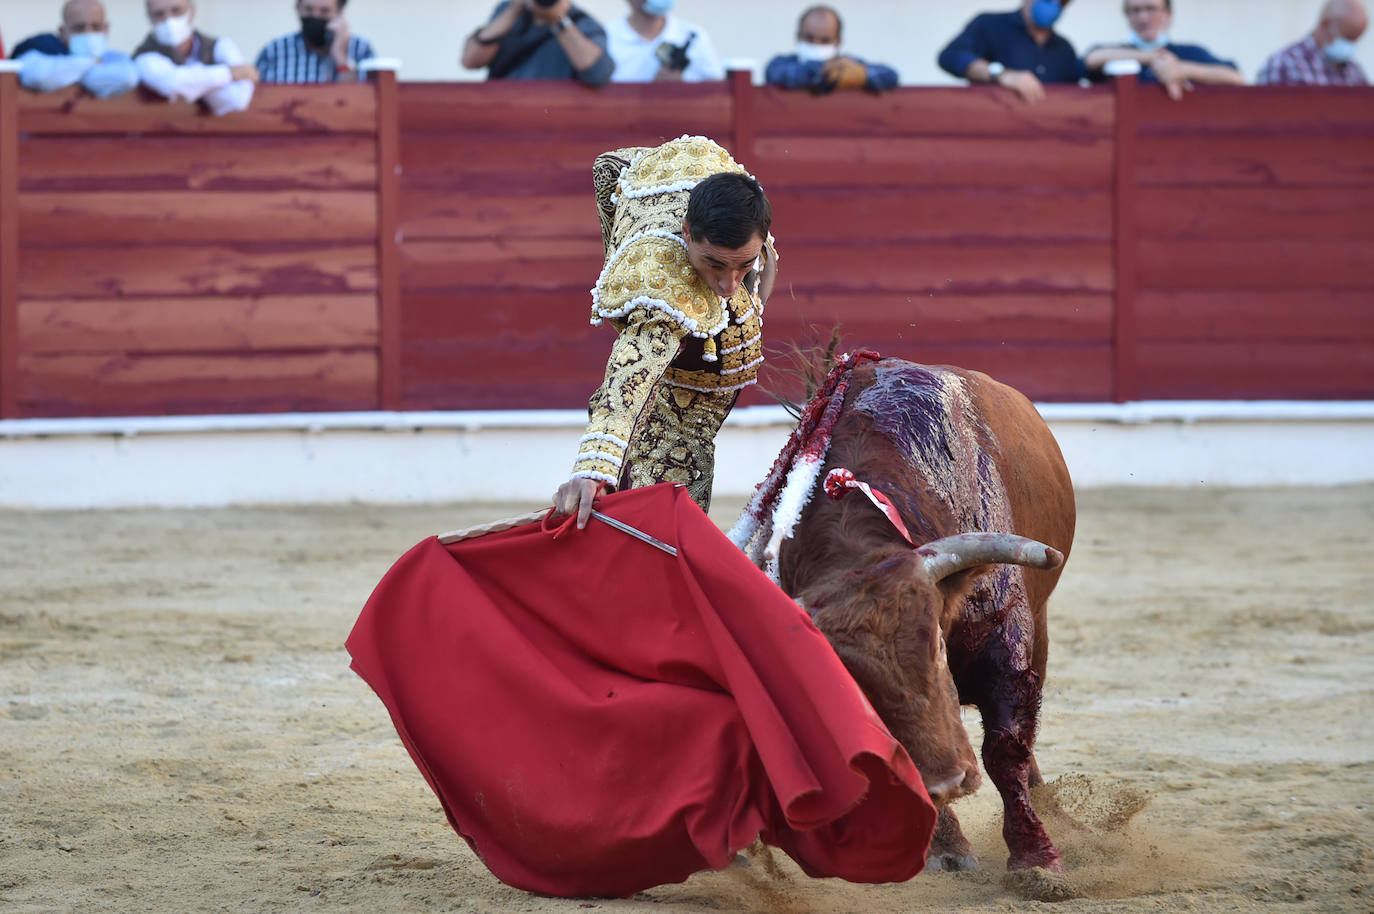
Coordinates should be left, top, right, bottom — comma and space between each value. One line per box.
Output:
681, 223, 764, 300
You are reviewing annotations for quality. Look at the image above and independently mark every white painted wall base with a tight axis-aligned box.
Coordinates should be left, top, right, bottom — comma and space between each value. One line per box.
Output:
2, 403, 1371, 509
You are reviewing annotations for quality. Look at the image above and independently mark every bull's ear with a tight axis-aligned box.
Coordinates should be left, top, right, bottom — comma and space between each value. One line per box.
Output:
916, 532, 1063, 585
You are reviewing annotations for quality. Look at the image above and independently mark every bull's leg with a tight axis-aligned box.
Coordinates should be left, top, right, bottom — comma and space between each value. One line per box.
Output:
925, 805, 979, 872
968, 647, 1063, 872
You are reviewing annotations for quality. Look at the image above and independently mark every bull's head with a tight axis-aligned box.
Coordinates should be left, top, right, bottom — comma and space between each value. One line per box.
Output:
795, 533, 1063, 807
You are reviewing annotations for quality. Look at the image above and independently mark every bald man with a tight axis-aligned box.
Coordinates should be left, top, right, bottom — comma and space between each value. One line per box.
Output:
1259, 0, 1368, 84
11, 0, 139, 97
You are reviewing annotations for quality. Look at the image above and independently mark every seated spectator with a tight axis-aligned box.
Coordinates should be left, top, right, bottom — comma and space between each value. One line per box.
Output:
1259, 0, 1368, 85
1085, 0, 1243, 100
605, 0, 723, 83
11, 0, 139, 98
937, 0, 1084, 105
134, 0, 256, 116
461, 0, 614, 87
256, 0, 375, 83
765, 5, 898, 93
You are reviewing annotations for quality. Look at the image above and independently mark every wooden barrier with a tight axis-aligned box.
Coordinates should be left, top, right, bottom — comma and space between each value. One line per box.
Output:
1, 73, 1371, 419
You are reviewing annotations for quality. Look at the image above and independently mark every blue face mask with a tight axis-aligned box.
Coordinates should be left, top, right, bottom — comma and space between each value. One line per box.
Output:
67, 31, 108, 58
1324, 36, 1358, 63
1030, 0, 1063, 29
642, 0, 676, 16
1129, 30, 1169, 52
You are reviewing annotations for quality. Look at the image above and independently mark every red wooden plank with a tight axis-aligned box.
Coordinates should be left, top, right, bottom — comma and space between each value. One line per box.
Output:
1135, 341, 1374, 399
20, 295, 378, 355
19, 135, 378, 192
752, 341, 1116, 403
1113, 74, 1139, 403
401, 136, 614, 194
398, 81, 732, 136
1136, 186, 1374, 239
1135, 86, 1374, 134
18, 84, 379, 136
399, 192, 596, 242
19, 244, 378, 299
18, 350, 378, 417
399, 239, 603, 292
731, 68, 756, 164
1136, 239, 1374, 290
1137, 290, 1374, 342
0, 73, 18, 418
21, 191, 378, 244
771, 187, 1112, 242
374, 69, 402, 411
760, 292, 1113, 343
752, 135, 1114, 189
401, 290, 598, 342
752, 85, 1115, 138
777, 241, 1114, 293
1137, 135, 1374, 187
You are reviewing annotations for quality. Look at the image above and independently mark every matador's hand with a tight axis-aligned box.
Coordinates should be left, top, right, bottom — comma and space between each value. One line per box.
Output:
553, 477, 605, 530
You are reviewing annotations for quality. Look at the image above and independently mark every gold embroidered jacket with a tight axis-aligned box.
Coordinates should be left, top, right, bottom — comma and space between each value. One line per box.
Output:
571, 136, 775, 511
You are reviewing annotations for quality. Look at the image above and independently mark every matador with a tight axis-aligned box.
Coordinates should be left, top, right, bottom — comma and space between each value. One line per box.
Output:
554, 135, 778, 525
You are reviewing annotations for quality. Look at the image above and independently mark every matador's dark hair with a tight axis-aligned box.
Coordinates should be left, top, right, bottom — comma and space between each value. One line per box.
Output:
685, 172, 772, 250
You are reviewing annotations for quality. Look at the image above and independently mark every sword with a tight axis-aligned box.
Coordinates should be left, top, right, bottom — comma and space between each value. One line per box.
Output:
590, 510, 678, 556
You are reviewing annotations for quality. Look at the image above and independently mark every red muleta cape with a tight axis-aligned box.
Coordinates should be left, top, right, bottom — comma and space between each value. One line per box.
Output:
346, 483, 936, 897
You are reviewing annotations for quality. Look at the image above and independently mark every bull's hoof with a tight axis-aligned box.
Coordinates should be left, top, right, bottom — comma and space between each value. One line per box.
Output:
1003, 866, 1081, 902
925, 850, 980, 873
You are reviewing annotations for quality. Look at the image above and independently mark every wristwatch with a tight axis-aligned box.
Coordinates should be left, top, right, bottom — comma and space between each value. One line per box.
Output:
551, 16, 573, 34
986, 61, 1006, 82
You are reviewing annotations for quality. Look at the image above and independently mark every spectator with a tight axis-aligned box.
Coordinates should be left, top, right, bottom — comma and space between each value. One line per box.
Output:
1085, 0, 1243, 100
11, 0, 139, 98
1258, 0, 1368, 85
462, 0, 614, 87
605, 0, 724, 83
256, 0, 375, 83
134, 0, 256, 116
938, 0, 1084, 105
765, 5, 898, 93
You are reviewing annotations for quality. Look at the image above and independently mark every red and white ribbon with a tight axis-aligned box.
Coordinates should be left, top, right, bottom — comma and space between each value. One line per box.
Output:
823, 468, 915, 546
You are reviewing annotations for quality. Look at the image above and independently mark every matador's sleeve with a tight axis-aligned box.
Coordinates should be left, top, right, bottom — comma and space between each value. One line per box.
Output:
571, 311, 686, 487
593, 146, 651, 258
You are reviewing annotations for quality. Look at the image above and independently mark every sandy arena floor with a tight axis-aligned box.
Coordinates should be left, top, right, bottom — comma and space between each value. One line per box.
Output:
1, 486, 1371, 913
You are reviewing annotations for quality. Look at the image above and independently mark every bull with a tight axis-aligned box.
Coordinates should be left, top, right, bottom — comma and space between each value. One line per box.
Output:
738, 356, 1075, 874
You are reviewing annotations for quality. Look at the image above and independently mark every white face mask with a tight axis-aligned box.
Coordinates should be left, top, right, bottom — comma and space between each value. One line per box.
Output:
1128, 30, 1169, 52
795, 40, 838, 63
154, 13, 194, 48
67, 32, 108, 58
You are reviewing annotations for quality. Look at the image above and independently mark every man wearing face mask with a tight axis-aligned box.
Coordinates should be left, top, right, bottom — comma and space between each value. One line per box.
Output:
937, 0, 1085, 105
1085, 0, 1243, 100
11, 0, 139, 98
134, 0, 256, 116
552, 137, 778, 529
256, 0, 376, 83
462, 0, 615, 87
605, 0, 724, 83
765, 5, 897, 93
1259, 0, 1368, 85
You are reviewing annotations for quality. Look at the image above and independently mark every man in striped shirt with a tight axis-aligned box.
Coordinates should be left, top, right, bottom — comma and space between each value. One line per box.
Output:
255, 0, 376, 83
1258, 0, 1367, 85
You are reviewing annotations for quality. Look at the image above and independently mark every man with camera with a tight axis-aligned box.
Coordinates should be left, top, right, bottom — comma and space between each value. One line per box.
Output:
606, 0, 725, 82
462, 0, 614, 86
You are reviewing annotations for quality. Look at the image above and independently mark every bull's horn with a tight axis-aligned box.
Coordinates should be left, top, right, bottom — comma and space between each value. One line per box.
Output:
917, 532, 1064, 584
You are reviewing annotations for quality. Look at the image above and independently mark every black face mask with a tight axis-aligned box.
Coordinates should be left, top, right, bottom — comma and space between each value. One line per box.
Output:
301, 16, 330, 46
